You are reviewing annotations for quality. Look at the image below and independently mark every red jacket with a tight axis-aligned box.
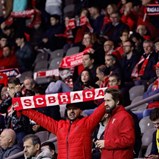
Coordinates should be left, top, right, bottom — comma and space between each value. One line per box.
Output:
22, 103, 106, 159
101, 105, 135, 159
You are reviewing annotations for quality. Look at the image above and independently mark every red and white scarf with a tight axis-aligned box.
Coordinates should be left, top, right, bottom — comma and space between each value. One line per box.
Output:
152, 78, 159, 91
131, 54, 150, 78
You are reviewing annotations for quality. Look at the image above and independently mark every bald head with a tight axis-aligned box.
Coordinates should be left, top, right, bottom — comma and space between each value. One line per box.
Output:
0, 128, 16, 149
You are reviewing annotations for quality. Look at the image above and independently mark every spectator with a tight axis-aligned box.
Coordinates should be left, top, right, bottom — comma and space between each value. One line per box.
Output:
23, 134, 52, 159
95, 88, 135, 159
101, 12, 129, 46
21, 102, 106, 159
120, 39, 140, 88
0, 45, 17, 70
15, 33, 35, 72
0, 77, 32, 146
73, 68, 98, 110
143, 62, 159, 109
0, 128, 23, 159
96, 65, 110, 88
41, 142, 57, 159
146, 108, 159, 159
131, 40, 158, 87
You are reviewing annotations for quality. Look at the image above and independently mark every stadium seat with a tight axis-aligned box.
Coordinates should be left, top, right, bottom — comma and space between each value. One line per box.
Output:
65, 46, 80, 56
34, 52, 50, 63
129, 85, 145, 101
34, 61, 49, 72
49, 49, 64, 60
35, 131, 50, 143
49, 57, 63, 69
18, 71, 33, 83
139, 116, 154, 134
63, 4, 75, 18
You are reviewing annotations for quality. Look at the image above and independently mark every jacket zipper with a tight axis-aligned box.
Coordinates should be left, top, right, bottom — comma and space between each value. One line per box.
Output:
67, 121, 72, 159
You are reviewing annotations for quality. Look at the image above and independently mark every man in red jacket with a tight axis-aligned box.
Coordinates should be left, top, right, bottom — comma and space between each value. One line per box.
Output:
95, 88, 135, 159
21, 101, 106, 159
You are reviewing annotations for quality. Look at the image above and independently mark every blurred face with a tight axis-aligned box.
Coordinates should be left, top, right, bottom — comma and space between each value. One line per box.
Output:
123, 41, 132, 54
104, 41, 114, 53
82, 34, 91, 47
23, 139, 39, 158
0, 130, 11, 149
110, 13, 120, 24
82, 54, 93, 68
120, 32, 129, 43
67, 107, 81, 121
106, 5, 114, 15
155, 42, 159, 52
105, 55, 114, 67
81, 70, 90, 83
152, 119, 159, 129
104, 93, 117, 113
136, 25, 147, 36
15, 38, 23, 47
142, 0, 151, 6
143, 42, 153, 54
156, 68, 159, 77
2, 46, 10, 57
0, 38, 7, 47
50, 17, 57, 26
96, 68, 104, 81
88, 7, 98, 17
108, 76, 119, 86
24, 79, 32, 90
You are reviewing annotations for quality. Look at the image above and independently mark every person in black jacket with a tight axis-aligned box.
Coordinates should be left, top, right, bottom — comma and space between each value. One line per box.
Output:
0, 77, 32, 146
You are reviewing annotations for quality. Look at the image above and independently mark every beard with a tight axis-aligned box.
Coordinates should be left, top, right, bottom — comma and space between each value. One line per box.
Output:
105, 105, 116, 114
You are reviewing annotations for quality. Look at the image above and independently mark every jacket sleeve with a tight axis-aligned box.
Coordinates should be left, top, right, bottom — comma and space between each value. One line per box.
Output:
22, 109, 58, 135
85, 103, 106, 131
104, 114, 135, 149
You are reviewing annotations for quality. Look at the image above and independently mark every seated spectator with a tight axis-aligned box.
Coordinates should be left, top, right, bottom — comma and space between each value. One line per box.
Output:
0, 77, 32, 146
136, 24, 151, 40
73, 68, 98, 110
105, 54, 122, 76
143, 62, 159, 109
131, 40, 157, 88
0, 45, 17, 70
103, 40, 121, 59
23, 134, 52, 159
101, 11, 129, 46
15, 33, 35, 72
41, 14, 64, 51
96, 65, 110, 88
0, 128, 23, 159
41, 142, 57, 159
146, 108, 159, 159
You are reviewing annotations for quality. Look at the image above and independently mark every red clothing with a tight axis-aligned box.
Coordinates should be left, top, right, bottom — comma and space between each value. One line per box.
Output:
0, 54, 17, 70
101, 105, 135, 159
22, 103, 106, 159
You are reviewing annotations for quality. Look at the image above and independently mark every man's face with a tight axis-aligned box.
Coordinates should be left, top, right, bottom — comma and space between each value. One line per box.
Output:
0, 38, 7, 47
123, 41, 132, 54
3, 46, 10, 57
23, 139, 39, 158
0, 130, 11, 149
104, 93, 117, 113
15, 38, 23, 47
152, 119, 159, 129
110, 13, 120, 24
143, 42, 153, 54
24, 79, 32, 90
108, 76, 119, 86
120, 32, 129, 43
82, 54, 93, 68
96, 68, 104, 81
67, 107, 82, 121
50, 17, 58, 26
105, 55, 114, 67
104, 41, 114, 53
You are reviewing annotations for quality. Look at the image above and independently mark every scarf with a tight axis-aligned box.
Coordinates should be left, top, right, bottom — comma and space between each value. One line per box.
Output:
156, 129, 159, 153
131, 54, 150, 78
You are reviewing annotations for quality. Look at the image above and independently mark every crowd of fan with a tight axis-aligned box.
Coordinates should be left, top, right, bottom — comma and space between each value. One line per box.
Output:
0, 0, 159, 158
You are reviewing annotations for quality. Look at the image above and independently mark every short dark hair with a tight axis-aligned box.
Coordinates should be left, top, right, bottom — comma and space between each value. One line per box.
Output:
97, 65, 110, 76
41, 141, 55, 151
8, 77, 20, 85
150, 108, 159, 121
23, 134, 41, 146
83, 53, 95, 60
105, 88, 121, 103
